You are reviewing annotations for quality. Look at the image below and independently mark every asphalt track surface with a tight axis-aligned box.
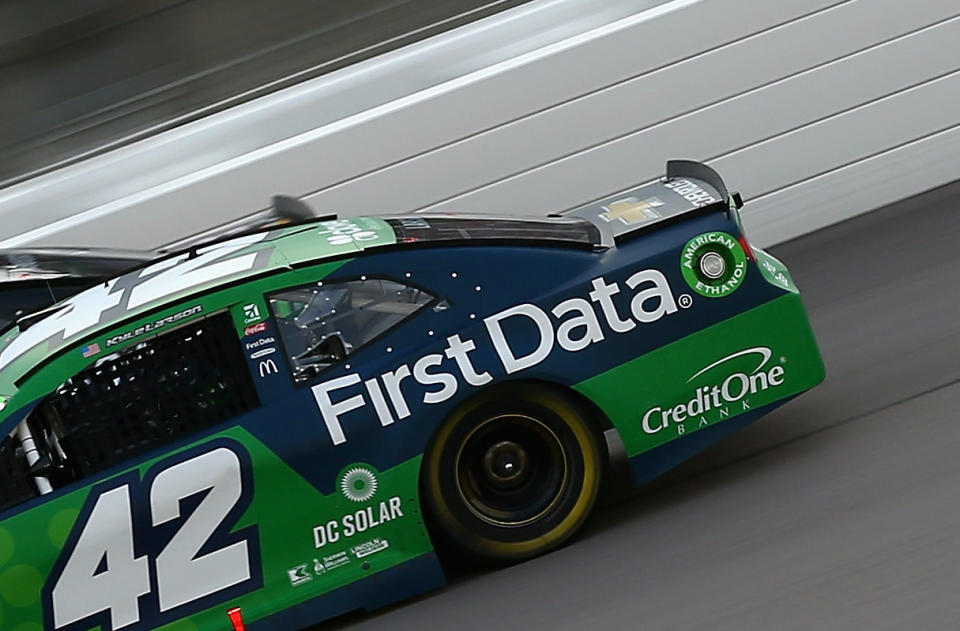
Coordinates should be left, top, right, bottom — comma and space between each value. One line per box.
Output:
327, 181, 960, 630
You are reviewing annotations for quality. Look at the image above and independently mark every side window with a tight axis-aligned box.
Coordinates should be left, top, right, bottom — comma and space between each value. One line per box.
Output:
0, 312, 257, 511
269, 278, 433, 383
0, 431, 37, 511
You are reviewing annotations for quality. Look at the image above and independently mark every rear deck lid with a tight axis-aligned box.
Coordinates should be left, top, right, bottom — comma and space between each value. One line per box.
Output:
566, 160, 729, 244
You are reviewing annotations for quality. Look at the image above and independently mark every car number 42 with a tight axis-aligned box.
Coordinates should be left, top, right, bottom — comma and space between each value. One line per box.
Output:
44, 441, 261, 631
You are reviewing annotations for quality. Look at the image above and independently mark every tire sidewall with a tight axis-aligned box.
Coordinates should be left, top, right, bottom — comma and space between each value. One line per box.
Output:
422, 383, 602, 562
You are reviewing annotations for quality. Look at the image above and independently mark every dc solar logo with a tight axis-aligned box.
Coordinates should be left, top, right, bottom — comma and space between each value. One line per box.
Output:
340, 466, 378, 502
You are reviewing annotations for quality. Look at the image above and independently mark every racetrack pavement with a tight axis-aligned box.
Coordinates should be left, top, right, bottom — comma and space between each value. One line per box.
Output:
328, 180, 960, 630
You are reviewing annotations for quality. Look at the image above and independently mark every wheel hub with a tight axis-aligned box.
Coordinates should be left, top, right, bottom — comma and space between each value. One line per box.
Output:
455, 414, 568, 527
483, 440, 529, 487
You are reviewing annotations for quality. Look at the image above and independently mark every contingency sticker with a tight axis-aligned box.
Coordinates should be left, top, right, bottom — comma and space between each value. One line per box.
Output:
680, 232, 747, 298
753, 247, 798, 293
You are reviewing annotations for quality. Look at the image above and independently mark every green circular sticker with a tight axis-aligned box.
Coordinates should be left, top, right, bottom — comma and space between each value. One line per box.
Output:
681, 231, 747, 298
339, 465, 379, 503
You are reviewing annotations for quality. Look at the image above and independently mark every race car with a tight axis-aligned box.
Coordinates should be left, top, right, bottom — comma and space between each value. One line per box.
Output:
0, 161, 824, 631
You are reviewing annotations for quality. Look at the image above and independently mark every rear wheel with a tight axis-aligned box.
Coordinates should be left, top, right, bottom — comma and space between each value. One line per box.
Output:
422, 383, 603, 564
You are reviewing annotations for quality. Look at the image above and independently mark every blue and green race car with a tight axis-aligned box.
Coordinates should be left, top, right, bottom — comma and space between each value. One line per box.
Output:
0, 161, 824, 630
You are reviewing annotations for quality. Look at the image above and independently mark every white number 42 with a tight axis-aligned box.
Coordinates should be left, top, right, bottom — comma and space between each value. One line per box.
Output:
48, 445, 258, 631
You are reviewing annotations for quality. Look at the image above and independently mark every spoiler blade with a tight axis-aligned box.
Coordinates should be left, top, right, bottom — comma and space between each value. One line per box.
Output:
666, 160, 728, 202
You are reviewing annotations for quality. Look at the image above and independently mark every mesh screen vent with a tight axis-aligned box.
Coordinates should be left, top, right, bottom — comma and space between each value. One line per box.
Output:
36, 311, 258, 481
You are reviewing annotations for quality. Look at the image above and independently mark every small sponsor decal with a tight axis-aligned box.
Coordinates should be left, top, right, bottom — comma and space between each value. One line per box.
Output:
351, 537, 389, 559
320, 551, 349, 571
599, 196, 664, 225
106, 305, 203, 347
245, 332, 280, 378
663, 178, 718, 206
250, 347, 276, 360
316, 218, 386, 246
395, 217, 430, 230
680, 232, 747, 298
242, 303, 262, 324
81, 343, 101, 358
258, 359, 279, 377
245, 337, 276, 352
287, 564, 312, 586
244, 321, 268, 337
289, 551, 353, 586
754, 248, 797, 293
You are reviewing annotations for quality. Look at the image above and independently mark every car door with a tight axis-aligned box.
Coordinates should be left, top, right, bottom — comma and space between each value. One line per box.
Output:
234, 273, 442, 619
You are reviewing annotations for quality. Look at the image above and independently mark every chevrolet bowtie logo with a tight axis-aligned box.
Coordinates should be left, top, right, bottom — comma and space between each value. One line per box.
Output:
600, 196, 664, 225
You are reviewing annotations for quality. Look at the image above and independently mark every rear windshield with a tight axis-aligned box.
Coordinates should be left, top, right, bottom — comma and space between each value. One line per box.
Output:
0, 281, 99, 333
0, 250, 147, 281
386, 216, 599, 248
0, 250, 149, 333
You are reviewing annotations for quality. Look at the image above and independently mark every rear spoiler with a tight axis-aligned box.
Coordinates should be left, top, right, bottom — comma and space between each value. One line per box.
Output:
564, 160, 743, 246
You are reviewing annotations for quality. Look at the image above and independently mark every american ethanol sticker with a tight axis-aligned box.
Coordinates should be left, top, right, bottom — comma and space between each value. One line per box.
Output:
681, 231, 747, 298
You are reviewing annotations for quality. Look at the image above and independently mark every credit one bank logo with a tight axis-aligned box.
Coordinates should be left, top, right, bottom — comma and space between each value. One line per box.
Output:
641, 346, 786, 436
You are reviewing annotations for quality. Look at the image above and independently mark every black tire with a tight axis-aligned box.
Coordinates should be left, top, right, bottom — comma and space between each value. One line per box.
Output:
422, 382, 603, 564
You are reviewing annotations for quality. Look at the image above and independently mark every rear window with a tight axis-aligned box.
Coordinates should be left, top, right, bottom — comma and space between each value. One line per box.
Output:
0, 250, 147, 281
0, 281, 101, 334
0, 433, 36, 512
386, 216, 599, 247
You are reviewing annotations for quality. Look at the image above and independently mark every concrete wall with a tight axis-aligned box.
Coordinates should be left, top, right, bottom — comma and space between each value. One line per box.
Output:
1, 0, 957, 249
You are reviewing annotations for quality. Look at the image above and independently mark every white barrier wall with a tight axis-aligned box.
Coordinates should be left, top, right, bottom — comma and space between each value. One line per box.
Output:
1, 0, 958, 249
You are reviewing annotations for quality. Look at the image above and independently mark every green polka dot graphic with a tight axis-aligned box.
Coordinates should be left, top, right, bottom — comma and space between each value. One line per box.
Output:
0, 564, 43, 608
47, 509, 79, 549
0, 527, 13, 567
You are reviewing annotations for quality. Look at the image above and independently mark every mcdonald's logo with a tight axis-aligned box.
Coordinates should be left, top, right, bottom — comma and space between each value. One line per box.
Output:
259, 359, 278, 377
